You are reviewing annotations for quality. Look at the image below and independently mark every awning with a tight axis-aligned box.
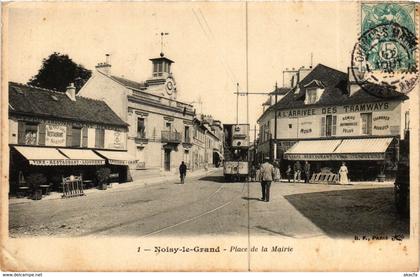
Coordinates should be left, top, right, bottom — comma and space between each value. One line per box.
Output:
333, 138, 394, 160
284, 138, 393, 161
95, 150, 138, 165
14, 146, 70, 166
213, 150, 224, 160
58, 148, 105, 165
283, 140, 342, 161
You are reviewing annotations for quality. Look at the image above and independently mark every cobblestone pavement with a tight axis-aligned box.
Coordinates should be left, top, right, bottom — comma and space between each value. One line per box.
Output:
9, 170, 409, 238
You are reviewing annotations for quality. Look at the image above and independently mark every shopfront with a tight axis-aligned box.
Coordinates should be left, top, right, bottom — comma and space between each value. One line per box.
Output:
8, 82, 136, 196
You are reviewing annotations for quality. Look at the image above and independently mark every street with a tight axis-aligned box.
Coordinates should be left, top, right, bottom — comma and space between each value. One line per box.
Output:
9, 169, 409, 238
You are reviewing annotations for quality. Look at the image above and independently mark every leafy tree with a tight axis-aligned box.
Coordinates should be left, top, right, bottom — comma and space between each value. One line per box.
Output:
28, 52, 92, 92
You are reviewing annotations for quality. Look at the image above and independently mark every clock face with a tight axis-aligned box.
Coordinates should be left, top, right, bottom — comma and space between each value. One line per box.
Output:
165, 79, 175, 95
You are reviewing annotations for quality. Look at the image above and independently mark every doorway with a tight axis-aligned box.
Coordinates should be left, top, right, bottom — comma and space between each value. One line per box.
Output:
164, 149, 171, 171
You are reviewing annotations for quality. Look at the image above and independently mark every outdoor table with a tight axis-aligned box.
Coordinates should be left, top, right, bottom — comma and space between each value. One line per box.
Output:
39, 184, 50, 195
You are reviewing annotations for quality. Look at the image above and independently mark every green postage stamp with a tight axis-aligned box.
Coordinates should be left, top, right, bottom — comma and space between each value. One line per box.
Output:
352, 2, 418, 94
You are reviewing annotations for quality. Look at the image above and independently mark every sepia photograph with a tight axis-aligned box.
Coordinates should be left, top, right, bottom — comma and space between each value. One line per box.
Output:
1, 0, 419, 272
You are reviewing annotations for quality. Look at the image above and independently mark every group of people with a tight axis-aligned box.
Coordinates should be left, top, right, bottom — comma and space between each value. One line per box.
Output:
254, 158, 350, 202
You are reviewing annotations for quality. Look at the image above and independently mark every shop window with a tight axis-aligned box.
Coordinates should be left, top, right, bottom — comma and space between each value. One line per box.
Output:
95, 128, 105, 148
23, 123, 38, 145
321, 115, 337, 137
137, 118, 146, 138
71, 127, 82, 147
361, 113, 372, 135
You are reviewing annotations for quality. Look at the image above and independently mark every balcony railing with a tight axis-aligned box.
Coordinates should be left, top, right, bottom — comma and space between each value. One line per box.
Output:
161, 131, 181, 144
135, 132, 148, 144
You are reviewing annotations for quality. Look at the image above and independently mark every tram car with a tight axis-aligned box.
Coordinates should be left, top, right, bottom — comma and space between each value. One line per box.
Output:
223, 124, 250, 182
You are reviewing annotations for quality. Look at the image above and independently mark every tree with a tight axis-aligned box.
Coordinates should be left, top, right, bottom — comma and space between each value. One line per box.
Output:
28, 52, 92, 92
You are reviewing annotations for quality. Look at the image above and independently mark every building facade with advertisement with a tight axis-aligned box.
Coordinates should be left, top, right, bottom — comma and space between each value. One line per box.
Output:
257, 64, 409, 181
78, 54, 203, 177
8, 82, 134, 194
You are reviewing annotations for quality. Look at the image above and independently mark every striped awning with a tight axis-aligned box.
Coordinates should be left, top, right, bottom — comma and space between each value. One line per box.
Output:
58, 148, 105, 165
14, 146, 70, 166
284, 138, 393, 161
95, 150, 138, 165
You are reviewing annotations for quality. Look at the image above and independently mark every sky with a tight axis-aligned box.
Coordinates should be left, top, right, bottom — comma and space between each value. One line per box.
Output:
7, 1, 359, 136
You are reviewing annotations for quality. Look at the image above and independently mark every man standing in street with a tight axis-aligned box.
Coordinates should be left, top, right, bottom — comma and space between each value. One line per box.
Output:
293, 161, 301, 183
260, 157, 275, 202
179, 161, 187, 184
304, 161, 311, 183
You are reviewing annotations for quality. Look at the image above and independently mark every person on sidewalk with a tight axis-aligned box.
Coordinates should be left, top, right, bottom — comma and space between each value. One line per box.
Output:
179, 161, 187, 184
286, 165, 292, 183
274, 162, 281, 182
339, 162, 349, 185
293, 161, 302, 183
260, 157, 275, 202
304, 161, 311, 183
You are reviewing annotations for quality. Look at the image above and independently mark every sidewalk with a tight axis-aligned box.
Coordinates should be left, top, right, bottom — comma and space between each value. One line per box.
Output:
9, 167, 222, 205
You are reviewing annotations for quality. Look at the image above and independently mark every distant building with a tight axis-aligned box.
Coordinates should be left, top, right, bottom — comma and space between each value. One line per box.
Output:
8, 82, 133, 194
257, 64, 409, 181
78, 53, 222, 177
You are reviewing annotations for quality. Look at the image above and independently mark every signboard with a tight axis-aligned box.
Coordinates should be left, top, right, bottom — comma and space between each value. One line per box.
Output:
284, 153, 385, 161
45, 124, 66, 146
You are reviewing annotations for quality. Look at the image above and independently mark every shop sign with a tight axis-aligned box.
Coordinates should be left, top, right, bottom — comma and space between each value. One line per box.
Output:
343, 102, 389, 113
45, 124, 66, 146
339, 115, 357, 134
113, 131, 123, 149
285, 153, 385, 161
373, 115, 390, 131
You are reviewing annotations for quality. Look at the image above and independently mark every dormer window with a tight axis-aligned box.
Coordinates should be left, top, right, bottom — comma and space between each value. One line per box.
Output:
304, 79, 325, 105
306, 88, 317, 104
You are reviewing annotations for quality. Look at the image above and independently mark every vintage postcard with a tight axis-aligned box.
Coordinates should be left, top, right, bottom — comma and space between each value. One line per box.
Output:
1, 0, 419, 272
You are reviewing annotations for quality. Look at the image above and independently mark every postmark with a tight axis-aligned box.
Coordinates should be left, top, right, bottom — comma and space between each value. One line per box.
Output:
351, 22, 418, 94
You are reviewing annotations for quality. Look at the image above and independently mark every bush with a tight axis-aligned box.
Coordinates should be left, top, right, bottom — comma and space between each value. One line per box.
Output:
26, 173, 47, 190
96, 168, 111, 190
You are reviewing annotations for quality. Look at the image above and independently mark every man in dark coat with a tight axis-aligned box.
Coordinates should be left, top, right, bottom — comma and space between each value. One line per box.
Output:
179, 161, 187, 184
304, 161, 311, 183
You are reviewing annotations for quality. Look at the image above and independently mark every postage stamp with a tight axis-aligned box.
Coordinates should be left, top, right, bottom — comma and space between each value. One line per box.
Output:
351, 2, 418, 94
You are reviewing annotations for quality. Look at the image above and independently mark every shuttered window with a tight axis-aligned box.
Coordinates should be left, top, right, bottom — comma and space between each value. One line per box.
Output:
361, 113, 372, 135
82, 127, 88, 147
38, 123, 46, 145
71, 127, 82, 147
95, 128, 105, 148
18, 121, 39, 145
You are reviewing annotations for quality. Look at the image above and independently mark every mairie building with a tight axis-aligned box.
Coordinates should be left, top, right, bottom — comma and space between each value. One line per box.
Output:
257, 64, 410, 181
79, 53, 222, 177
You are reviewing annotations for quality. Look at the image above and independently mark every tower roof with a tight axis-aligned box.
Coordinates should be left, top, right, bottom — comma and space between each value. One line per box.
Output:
149, 54, 174, 64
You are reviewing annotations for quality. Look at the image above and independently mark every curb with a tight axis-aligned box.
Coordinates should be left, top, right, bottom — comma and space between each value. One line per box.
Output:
9, 168, 222, 205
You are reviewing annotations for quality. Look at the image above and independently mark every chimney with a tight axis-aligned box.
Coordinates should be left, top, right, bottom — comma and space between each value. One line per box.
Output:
95, 54, 112, 75
347, 67, 364, 97
66, 83, 76, 101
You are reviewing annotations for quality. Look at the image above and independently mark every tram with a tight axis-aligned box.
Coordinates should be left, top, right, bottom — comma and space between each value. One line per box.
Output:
223, 124, 250, 182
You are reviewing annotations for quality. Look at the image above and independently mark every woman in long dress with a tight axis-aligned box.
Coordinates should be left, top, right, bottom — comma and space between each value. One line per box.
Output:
339, 162, 349, 185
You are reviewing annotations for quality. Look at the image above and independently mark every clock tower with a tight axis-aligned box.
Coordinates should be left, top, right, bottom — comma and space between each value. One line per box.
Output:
145, 52, 177, 100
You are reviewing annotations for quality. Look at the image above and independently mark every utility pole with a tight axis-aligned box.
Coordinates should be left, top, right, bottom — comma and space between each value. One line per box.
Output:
159, 32, 169, 55
245, 1, 249, 127
273, 82, 278, 161
236, 83, 239, 124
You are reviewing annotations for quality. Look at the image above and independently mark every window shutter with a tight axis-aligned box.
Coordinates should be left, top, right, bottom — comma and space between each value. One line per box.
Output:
95, 128, 100, 148
66, 125, 72, 146
332, 116, 337, 136
321, 117, 325, 137
82, 127, 88, 147
38, 123, 46, 145
17, 121, 26, 144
